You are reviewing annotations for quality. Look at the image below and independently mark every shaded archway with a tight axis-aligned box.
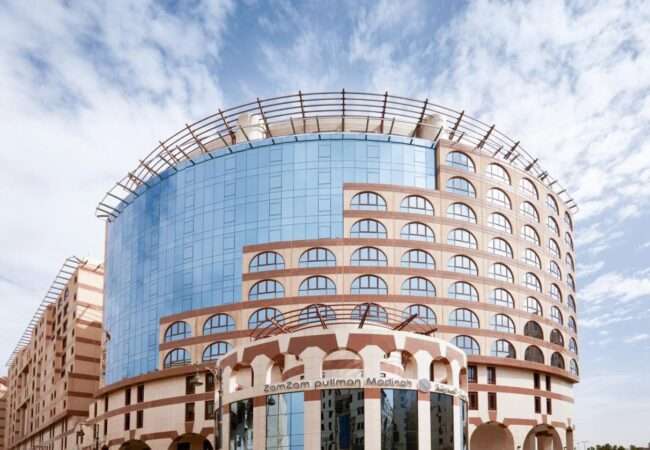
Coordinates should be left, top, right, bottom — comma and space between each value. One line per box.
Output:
120, 440, 151, 450
470, 422, 515, 450
522, 424, 563, 450
168, 433, 214, 450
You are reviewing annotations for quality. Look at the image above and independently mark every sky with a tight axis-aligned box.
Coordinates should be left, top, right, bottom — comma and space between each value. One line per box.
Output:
0, 0, 649, 445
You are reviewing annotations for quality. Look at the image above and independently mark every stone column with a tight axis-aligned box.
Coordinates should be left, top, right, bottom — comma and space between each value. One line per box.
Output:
252, 397, 266, 450
418, 391, 432, 450
303, 390, 321, 450
364, 388, 381, 450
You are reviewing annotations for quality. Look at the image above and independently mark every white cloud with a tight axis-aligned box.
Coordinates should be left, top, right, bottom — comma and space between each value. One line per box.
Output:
581, 271, 650, 305
624, 333, 650, 343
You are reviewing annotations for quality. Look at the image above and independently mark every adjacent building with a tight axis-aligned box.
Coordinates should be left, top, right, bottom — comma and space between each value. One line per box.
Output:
4, 257, 104, 450
1, 377, 7, 450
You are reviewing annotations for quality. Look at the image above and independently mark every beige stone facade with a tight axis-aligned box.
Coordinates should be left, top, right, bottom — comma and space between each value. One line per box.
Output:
1, 377, 7, 450
4, 259, 104, 450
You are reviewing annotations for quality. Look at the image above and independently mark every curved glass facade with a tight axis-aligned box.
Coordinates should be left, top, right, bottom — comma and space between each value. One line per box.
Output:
104, 133, 436, 383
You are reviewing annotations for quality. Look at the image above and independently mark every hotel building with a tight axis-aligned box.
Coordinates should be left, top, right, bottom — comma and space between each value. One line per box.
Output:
6, 91, 579, 450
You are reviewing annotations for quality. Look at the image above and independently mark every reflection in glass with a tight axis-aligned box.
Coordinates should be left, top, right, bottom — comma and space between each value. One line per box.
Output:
230, 399, 253, 450
381, 389, 418, 450
430, 393, 454, 450
266, 392, 304, 450
321, 389, 364, 450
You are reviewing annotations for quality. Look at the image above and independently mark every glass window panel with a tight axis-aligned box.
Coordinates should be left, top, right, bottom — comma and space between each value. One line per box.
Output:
320, 389, 364, 450
381, 389, 418, 450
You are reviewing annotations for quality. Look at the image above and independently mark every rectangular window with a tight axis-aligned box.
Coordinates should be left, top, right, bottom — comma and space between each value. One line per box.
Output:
534, 396, 541, 413
430, 393, 454, 450
186, 376, 196, 395
136, 410, 143, 429
534, 373, 540, 390
468, 365, 477, 384
321, 389, 364, 450
137, 385, 144, 403
125, 388, 131, 406
487, 367, 496, 385
104, 396, 109, 413
185, 403, 195, 422
205, 400, 215, 420
468, 392, 479, 410
546, 398, 552, 414
93, 402, 97, 418
230, 399, 253, 450
205, 373, 215, 392
545, 375, 551, 391
381, 389, 418, 450
124, 413, 130, 431
103, 419, 107, 436
267, 392, 305, 450
487, 393, 497, 411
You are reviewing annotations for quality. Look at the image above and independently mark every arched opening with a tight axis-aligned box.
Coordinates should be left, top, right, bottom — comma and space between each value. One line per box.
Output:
266, 356, 284, 384
430, 357, 453, 384
120, 440, 151, 450
470, 422, 515, 450
323, 349, 363, 378
168, 433, 214, 450
523, 424, 563, 450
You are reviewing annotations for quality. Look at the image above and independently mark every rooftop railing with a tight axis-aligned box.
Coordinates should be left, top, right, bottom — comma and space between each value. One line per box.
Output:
96, 90, 577, 221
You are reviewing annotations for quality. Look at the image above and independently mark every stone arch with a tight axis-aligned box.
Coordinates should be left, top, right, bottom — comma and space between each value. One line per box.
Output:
522, 424, 563, 450
470, 422, 515, 450
231, 363, 254, 390
430, 356, 453, 384
322, 348, 363, 378
119, 440, 151, 450
266, 355, 284, 384
168, 433, 214, 450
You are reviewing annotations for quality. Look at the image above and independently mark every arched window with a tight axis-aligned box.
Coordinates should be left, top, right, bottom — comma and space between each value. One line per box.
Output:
567, 274, 576, 291
351, 303, 388, 323
546, 195, 559, 214
447, 202, 477, 223
550, 306, 563, 325
524, 321, 544, 339
550, 261, 562, 280
447, 228, 477, 249
249, 280, 284, 300
446, 177, 476, 197
299, 304, 336, 324
249, 251, 284, 272
491, 340, 516, 358
491, 314, 515, 333
548, 239, 561, 258
351, 275, 388, 295
164, 321, 191, 342
452, 335, 480, 356
569, 338, 578, 354
568, 295, 576, 312
401, 277, 436, 297
568, 316, 577, 333
351, 247, 388, 266
202, 342, 231, 362
486, 188, 511, 209
525, 297, 543, 316
401, 195, 434, 215
520, 178, 539, 199
401, 249, 435, 269
489, 288, 514, 308
547, 216, 560, 236
163, 348, 191, 368
486, 163, 511, 184
551, 352, 565, 369
203, 314, 235, 336
523, 272, 542, 292
350, 219, 387, 239
350, 191, 386, 211
565, 232, 574, 250
248, 308, 285, 329
550, 329, 564, 347
403, 304, 437, 325
521, 225, 540, 246
564, 211, 574, 230
299, 276, 336, 296
448, 281, 478, 302
570, 359, 579, 376
520, 201, 540, 222
488, 237, 513, 258
448, 308, 480, 328
447, 255, 478, 276
565, 253, 575, 273
522, 248, 541, 269
487, 213, 512, 234
299, 248, 336, 267
489, 263, 514, 283
525, 346, 544, 364
550, 283, 562, 302
446, 151, 475, 172
401, 222, 435, 242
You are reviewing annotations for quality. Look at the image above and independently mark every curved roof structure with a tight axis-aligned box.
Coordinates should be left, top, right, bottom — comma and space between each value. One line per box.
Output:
96, 90, 577, 220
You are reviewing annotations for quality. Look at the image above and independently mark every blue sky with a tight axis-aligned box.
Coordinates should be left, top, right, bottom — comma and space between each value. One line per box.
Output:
1, 0, 649, 445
